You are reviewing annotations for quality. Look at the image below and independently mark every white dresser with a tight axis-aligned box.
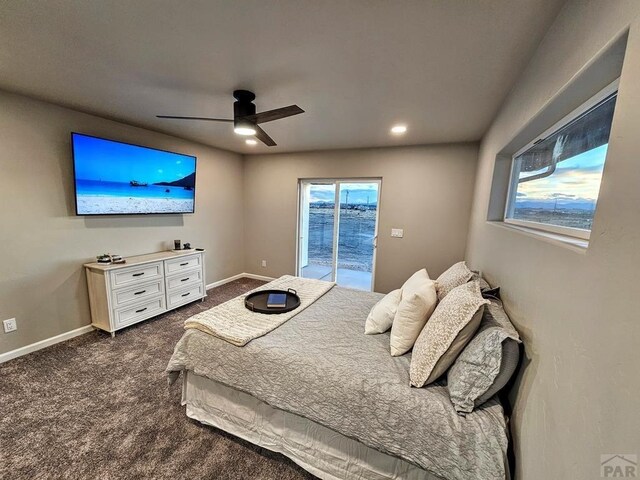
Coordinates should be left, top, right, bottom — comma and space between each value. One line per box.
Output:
84, 250, 206, 336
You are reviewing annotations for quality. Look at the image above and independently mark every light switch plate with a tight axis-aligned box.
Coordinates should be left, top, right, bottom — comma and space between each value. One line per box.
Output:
391, 228, 404, 238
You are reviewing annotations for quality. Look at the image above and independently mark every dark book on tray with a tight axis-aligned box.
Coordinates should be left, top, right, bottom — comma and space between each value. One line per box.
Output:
267, 293, 287, 308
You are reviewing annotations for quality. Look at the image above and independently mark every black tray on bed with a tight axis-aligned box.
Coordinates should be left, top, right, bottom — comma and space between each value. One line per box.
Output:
244, 288, 301, 314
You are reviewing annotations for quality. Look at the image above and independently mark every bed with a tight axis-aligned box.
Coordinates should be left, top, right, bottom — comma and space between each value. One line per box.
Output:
167, 283, 511, 480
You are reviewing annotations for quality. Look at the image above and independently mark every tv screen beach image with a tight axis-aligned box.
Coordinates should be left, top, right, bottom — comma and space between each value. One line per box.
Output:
73, 134, 196, 215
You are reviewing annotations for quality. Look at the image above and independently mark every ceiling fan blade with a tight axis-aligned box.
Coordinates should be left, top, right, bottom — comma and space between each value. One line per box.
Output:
244, 105, 304, 124
156, 115, 233, 122
254, 125, 277, 147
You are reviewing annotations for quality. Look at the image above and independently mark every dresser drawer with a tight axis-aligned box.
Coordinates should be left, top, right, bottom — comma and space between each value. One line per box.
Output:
111, 280, 164, 308
165, 254, 202, 275
111, 262, 163, 289
167, 284, 204, 309
113, 296, 166, 328
166, 269, 203, 292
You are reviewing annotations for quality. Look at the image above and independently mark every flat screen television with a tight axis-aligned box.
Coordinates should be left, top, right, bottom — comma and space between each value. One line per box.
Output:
72, 133, 197, 215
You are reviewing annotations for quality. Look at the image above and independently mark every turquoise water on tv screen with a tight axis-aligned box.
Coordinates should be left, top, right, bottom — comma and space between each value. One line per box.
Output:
75, 179, 194, 199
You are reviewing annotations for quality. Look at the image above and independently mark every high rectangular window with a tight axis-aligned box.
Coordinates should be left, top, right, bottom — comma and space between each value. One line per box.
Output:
505, 80, 618, 239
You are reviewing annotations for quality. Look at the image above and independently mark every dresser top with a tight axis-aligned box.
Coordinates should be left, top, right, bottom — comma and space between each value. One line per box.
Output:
84, 249, 204, 271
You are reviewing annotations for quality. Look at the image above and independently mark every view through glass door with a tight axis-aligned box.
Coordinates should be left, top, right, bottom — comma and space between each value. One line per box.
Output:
298, 179, 380, 291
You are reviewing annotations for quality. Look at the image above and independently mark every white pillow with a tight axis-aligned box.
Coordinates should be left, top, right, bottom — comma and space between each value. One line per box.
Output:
364, 289, 402, 334
401, 268, 430, 295
389, 279, 437, 356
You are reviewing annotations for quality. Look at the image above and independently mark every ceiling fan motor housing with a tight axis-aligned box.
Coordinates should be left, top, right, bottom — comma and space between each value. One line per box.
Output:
233, 90, 257, 123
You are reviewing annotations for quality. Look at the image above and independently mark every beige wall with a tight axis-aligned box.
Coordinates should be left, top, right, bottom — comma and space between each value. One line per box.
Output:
466, 1, 640, 478
243, 145, 478, 293
0, 91, 244, 355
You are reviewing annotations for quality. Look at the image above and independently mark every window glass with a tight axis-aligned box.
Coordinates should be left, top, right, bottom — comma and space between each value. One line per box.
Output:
507, 89, 616, 233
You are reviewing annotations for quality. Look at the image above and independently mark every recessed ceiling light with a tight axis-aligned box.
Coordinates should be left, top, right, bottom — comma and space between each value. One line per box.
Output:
391, 125, 407, 134
246, 139, 258, 146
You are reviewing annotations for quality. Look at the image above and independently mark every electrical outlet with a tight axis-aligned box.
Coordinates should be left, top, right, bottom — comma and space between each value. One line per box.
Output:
3, 318, 17, 333
261, 260, 267, 268
391, 228, 404, 238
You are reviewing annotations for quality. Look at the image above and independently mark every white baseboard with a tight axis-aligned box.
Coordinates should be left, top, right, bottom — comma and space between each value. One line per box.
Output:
0, 325, 94, 364
242, 272, 277, 282
206, 273, 246, 289
206, 272, 275, 290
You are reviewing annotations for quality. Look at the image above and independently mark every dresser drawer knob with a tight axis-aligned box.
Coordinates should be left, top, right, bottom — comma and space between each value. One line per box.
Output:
181, 277, 190, 282
134, 290, 146, 295
135, 307, 147, 313
181, 292, 191, 297
180, 262, 189, 266
132, 272, 145, 277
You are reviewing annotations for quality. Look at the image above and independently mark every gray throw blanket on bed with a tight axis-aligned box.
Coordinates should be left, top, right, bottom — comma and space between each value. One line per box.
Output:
167, 286, 509, 480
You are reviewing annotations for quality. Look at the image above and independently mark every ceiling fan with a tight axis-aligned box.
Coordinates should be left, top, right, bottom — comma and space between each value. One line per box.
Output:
157, 90, 304, 147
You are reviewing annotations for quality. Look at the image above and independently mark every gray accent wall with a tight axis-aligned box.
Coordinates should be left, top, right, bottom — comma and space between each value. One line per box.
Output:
0, 91, 245, 355
465, 1, 640, 478
243, 145, 479, 293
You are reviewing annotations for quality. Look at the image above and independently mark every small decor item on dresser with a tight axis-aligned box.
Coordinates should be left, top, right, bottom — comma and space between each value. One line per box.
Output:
173, 240, 194, 252
111, 255, 125, 264
96, 254, 125, 265
245, 288, 301, 314
96, 254, 111, 264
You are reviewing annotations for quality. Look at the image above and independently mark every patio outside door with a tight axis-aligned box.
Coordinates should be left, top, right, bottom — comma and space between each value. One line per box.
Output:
297, 179, 381, 291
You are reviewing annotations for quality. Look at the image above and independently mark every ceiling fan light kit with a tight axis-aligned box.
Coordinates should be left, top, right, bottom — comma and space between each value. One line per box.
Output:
233, 123, 257, 136
157, 89, 304, 147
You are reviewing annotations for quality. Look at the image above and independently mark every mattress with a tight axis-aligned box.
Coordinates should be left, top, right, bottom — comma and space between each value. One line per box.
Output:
183, 370, 442, 480
168, 284, 510, 480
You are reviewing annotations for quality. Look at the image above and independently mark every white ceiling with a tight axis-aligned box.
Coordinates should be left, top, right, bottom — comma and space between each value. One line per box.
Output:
0, 0, 565, 154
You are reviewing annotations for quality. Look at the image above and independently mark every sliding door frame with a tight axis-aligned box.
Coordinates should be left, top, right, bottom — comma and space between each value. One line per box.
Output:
296, 177, 382, 291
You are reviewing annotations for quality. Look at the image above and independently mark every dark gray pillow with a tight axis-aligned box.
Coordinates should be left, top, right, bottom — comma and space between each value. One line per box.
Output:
481, 286, 501, 300
447, 299, 521, 415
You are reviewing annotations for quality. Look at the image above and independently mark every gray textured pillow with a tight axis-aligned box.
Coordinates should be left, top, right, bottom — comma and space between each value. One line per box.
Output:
435, 261, 473, 300
476, 336, 520, 404
447, 299, 521, 414
410, 281, 488, 387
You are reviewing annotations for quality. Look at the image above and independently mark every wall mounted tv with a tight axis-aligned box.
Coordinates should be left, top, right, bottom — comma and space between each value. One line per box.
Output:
72, 133, 197, 215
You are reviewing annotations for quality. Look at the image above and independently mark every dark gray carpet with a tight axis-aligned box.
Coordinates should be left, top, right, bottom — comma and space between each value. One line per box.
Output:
0, 278, 317, 480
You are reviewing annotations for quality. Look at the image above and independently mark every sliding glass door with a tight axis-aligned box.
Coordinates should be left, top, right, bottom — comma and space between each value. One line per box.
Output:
298, 179, 380, 291
299, 182, 337, 282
